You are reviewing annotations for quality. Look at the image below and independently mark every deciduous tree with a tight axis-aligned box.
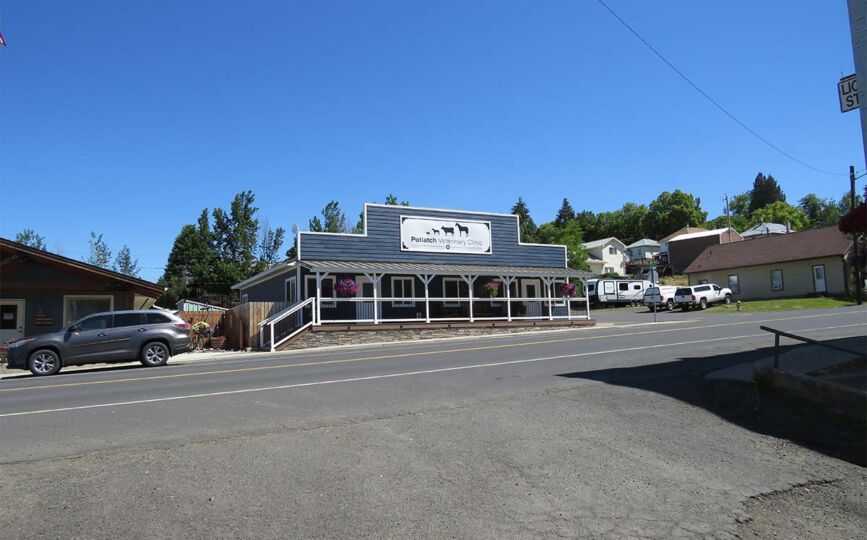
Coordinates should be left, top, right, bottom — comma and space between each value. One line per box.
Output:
750, 201, 808, 231
643, 190, 707, 240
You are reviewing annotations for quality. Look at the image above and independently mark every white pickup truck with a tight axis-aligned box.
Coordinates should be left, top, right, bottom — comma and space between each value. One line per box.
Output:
643, 285, 679, 311
674, 284, 733, 310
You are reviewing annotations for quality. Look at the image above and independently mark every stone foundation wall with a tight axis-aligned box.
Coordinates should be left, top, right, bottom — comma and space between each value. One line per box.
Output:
280, 323, 592, 351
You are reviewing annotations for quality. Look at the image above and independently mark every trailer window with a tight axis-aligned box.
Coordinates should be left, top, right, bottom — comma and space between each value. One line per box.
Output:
603, 281, 615, 294
633, 284, 641, 290
618, 282, 629, 291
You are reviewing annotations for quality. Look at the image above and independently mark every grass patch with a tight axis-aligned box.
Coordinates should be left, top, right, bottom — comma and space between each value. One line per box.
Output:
706, 296, 857, 313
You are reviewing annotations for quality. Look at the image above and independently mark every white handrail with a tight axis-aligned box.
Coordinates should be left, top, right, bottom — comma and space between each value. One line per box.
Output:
259, 297, 315, 327
259, 297, 317, 352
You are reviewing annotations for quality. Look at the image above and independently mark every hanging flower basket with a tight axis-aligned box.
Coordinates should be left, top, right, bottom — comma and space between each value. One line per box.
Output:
483, 279, 502, 297
335, 278, 358, 298
562, 283, 577, 298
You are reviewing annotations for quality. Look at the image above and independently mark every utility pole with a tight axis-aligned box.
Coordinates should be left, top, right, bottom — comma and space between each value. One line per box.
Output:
851, 165, 863, 305
724, 194, 732, 242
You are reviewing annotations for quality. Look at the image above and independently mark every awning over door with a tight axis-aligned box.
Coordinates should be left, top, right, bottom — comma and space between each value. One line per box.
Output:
299, 260, 591, 279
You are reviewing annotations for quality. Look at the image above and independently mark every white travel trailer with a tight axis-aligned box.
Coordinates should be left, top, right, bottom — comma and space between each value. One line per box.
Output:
585, 279, 654, 306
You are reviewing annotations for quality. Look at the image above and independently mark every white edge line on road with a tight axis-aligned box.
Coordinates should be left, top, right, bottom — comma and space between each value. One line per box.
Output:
3, 322, 864, 418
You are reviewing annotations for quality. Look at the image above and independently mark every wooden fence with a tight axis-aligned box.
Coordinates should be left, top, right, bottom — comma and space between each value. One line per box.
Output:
179, 302, 295, 350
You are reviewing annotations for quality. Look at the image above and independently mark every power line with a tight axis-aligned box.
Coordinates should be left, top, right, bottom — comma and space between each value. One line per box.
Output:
595, 0, 847, 177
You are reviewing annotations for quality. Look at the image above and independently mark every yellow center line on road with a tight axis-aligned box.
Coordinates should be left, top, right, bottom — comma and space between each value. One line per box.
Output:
1, 310, 864, 394
3, 322, 865, 418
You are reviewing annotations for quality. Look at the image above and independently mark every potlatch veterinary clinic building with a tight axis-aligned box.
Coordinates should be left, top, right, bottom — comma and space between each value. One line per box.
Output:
233, 204, 592, 350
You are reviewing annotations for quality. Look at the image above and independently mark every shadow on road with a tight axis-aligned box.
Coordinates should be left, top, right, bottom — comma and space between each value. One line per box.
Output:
557, 341, 867, 466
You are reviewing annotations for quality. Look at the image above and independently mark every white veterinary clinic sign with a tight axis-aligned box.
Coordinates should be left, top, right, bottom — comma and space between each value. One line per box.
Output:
400, 216, 492, 254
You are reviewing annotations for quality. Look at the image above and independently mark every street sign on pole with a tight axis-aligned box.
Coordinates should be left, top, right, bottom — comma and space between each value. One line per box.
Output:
839, 74, 859, 113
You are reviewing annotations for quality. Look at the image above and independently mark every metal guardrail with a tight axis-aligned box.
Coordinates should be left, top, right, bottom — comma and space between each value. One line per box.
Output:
759, 325, 867, 369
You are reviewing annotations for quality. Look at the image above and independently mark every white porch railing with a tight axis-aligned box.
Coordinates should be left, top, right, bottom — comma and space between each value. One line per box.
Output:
312, 295, 591, 324
258, 297, 315, 352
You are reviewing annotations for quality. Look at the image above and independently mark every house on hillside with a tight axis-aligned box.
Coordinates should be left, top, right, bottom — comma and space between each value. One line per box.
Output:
657, 227, 706, 264
740, 222, 791, 240
667, 228, 742, 274
0, 238, 164, 341
625, 238, 660, 261
581, 237, 628, 276
684, 227, 852, 299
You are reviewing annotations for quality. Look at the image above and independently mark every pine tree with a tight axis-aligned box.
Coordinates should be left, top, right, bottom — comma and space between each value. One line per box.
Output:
113, 245, 140, 277
511, 197, 537, 242
748, 173, 786, 214
554, 198, 576, 228
87, 232, 112, 268
15, 229, 46, 250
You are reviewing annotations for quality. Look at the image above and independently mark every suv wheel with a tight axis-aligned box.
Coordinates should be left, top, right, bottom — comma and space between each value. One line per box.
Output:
665, 300, 674, 311
28, 349, 61, 376
699, 298, 708, 310
140, 342, 170, 367
724, 294, 732, 304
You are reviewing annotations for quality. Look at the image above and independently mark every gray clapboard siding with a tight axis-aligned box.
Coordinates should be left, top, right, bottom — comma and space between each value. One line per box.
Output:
299, 205, 566, 268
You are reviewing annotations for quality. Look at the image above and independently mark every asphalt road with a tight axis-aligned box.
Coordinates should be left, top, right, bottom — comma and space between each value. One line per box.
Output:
1, 306, 866, 538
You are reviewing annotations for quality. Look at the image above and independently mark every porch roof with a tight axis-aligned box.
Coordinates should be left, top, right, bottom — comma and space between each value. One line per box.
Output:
300, 259, 592, 279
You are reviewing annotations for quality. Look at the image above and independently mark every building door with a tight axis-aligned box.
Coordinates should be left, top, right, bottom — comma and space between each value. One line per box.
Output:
0, 299, 25, 342
812, 265, 827, 294
356, 276, 374, 321
522, 279, 542, 317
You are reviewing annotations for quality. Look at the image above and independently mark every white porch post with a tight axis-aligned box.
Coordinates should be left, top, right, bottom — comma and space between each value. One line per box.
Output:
420, 274, 433, 323
364, 272, 382, 324
584, 278, 591, 320
315, 272, 322, 325
462, 275, 477, 322
499, 276, 515, 322
566, 279, 573, 320
543, 277, 555, 320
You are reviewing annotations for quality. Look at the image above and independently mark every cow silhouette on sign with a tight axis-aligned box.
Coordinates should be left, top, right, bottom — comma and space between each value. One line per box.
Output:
440, 226, 455, 236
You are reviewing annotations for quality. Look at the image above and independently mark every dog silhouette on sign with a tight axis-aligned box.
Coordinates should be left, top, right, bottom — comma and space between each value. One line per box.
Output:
429, 229, 440, 235
441, 226, 455, 236
455, 223, 469, 236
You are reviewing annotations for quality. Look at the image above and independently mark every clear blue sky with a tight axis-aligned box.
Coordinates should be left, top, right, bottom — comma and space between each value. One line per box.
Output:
1, 1, 863, 281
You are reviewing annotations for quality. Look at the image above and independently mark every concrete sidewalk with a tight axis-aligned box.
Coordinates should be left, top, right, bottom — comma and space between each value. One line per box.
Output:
706, 335, 867, 386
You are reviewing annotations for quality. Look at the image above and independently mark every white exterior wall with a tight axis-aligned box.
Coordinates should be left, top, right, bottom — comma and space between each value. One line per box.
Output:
586, 243, 627, 276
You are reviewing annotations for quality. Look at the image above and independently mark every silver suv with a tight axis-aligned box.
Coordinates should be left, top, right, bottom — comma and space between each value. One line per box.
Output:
5, 310, 193, 376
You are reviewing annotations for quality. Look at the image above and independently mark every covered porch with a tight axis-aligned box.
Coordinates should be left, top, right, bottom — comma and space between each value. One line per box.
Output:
298, 260, 592, 325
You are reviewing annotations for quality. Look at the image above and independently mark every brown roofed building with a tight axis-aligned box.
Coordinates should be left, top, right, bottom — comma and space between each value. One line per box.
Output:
683, 227, 853, 299
0, 238, 164, 341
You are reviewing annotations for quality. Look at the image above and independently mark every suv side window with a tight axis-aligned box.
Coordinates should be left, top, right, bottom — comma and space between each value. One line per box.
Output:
114, 313, 146, 327
696, 286, 710, 292
77, 315, 112, 331
713, 285, 721, 291
146, 312, 171, 324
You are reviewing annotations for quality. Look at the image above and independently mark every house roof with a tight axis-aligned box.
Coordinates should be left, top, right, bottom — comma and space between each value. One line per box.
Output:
581, 237, 626, 250
626, 238, 660, 248
659, 227, 706, 244
667, 227, 737, 243
232, 260, 297, 290
740, 222, 790, 237
683, 227, 851, 274
300, 260, 592, 278
0, 237, 164, 297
